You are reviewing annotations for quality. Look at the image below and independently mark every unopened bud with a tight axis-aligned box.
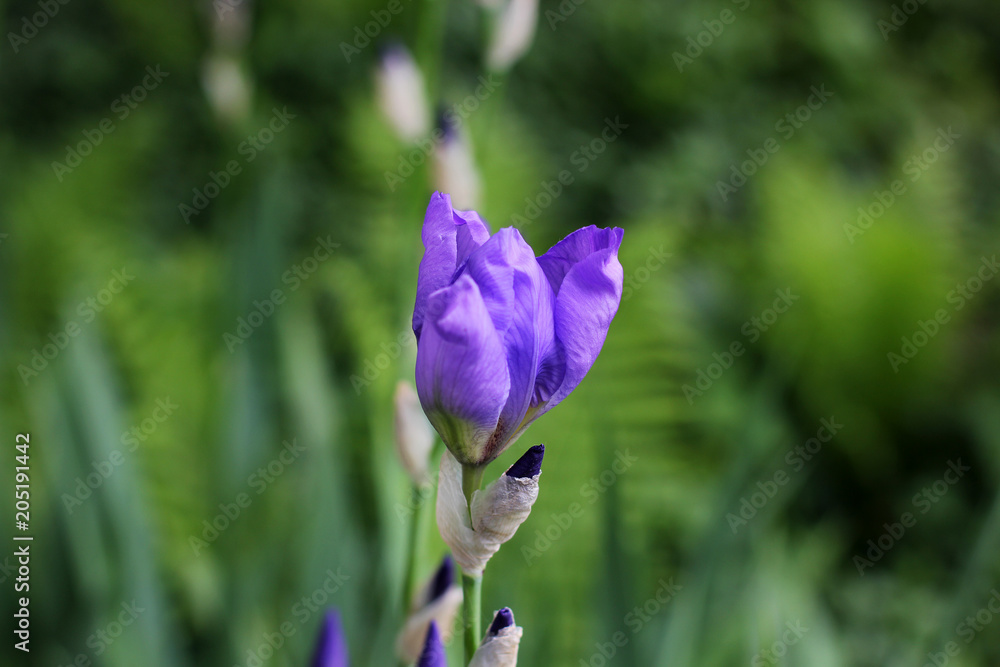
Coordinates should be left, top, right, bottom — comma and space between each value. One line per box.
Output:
395, 381, 435, 484
436, 446, 544, 576
396, 556, 463, 662
377, 43, 430, 142
470, 607, 522, 667
432, 112, 481, 210
417, 622, 448, 667
311, 609, 349, 667
487, 0, 539, 72
202, 54, 252, 125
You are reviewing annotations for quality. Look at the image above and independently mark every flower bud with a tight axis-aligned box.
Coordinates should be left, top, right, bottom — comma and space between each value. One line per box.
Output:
396, 556, 463, 662
487, 0, 539, 72
312, 609, 349, 667
436, 446, 544, 576
470, 607, 522, 667
431, 112, 481, 210
202, 54, 253, 125
377, 43, 430, 142
395, 381, 436, 485
417, 622, 448, 667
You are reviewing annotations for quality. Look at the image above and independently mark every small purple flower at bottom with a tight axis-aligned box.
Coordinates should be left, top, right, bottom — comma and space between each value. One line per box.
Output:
397, 555, 463, 662
312, 609, 349, 667
417, 622, 448, 667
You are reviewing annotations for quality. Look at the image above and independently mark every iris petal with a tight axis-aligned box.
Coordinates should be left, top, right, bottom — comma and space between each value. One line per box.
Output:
531, 226, 623, 413
415, 275, 511, 465
413, 192, 491, 339
460, 228, 555, 459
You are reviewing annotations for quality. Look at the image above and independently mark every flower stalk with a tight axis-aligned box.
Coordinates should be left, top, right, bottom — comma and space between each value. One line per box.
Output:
461, 464, 485, 510
460, 464, 483, 665
461, 572, 482, 664
401, 483, 430, 613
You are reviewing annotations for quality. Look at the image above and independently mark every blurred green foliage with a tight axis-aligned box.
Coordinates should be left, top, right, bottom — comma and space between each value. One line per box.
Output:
2, 0, 1000, 665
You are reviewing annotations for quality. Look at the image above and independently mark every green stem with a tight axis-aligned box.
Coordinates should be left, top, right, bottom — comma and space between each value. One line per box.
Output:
459, 464, 485, 664
461, 572, 482, 664
401, 484, 428, 613
461, 464, 485, 511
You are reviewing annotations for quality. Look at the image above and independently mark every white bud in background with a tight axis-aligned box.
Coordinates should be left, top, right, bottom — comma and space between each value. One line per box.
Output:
396, 556, 463, 663
377, 43, 431, 142
395, 381, 436, 485
486, 0, 539, 72
470, 608, 522, 667
436, 446, 543, 576
202, 55, 253, 125
432, 114, 482, 210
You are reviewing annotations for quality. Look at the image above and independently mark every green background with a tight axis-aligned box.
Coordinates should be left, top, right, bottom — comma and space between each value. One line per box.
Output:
2, 0, 1000, 665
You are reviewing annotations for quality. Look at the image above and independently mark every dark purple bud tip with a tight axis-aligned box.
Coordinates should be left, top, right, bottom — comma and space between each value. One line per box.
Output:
428, 555, 454, 601
417, 622, 447, 667
376, 40, 406, 62
488, 607, 515, 636
435, 106, 458, 142
506, 445, 544, 479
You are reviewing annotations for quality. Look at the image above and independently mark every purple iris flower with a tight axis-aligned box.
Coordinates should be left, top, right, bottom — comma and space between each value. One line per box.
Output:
312, 609, 349, 667
413, 192, 624, 467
